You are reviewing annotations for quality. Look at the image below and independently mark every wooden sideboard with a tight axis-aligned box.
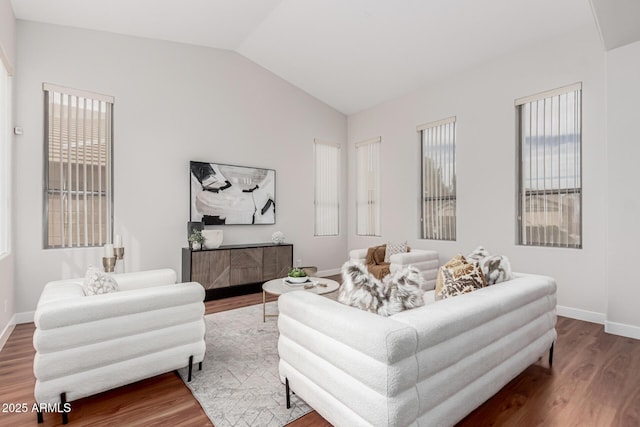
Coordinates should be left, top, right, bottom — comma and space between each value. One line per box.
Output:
182, 243, 293, 300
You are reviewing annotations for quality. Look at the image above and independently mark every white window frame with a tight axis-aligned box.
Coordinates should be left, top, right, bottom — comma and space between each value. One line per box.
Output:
43, 83, 114, 249
418, 117, 457, 241
516, 82, 582, 248
313, 138, 340, 237
355, 137, 381, 236
0, 60, 11, 256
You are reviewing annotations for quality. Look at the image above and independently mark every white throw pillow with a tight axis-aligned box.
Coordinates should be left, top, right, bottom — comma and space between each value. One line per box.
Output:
83, 266, 119, 295
384, 241, 408, 263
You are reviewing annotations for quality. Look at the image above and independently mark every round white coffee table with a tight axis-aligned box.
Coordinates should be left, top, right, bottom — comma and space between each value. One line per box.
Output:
262, 277, 340, 322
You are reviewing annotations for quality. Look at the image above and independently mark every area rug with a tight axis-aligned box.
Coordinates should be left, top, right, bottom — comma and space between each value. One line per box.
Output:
178, 302, 311, 427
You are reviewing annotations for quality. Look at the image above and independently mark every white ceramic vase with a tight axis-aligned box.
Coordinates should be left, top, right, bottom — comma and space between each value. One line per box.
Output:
202, 229, 224, 249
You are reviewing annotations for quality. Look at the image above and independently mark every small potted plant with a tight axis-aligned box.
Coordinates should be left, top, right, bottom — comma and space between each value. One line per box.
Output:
287, 267, 308, 284
188, 229, 205, 250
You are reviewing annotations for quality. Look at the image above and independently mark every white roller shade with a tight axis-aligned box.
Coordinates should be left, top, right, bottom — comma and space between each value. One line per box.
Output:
314, 139, 340, 236
356, 137, 381, 236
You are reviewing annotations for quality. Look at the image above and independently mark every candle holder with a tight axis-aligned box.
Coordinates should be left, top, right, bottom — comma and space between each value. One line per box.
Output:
102, 256, 116, 273
114, 247, 125, 273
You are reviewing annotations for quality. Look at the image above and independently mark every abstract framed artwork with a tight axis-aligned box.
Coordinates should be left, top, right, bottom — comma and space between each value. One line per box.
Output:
190, 161, 276, 225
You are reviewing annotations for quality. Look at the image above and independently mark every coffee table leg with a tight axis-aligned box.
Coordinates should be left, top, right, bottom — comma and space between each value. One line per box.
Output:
263, 290, 266, 322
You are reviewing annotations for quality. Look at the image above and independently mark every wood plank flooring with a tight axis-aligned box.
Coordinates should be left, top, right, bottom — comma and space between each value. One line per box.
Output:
1, 282, 640, 426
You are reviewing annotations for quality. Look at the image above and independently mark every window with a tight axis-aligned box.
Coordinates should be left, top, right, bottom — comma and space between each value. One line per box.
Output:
419, 117, 456, 240
43, 84, 114, 248
516, 83, 582, 248
0, 62, 10, 255
356, 137, 381, 236
313, 139, 340, 236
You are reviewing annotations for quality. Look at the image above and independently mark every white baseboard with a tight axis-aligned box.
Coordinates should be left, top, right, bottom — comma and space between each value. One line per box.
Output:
13, 310, 34, 324
556, 305, 605, 325
605, 321, 640, 340
0, 318, 16, 352
318, 268, 341, 277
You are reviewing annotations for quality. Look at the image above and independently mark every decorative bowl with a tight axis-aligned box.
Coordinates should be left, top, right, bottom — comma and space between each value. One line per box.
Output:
286, 276, 308, 283
202, 229, 223, 249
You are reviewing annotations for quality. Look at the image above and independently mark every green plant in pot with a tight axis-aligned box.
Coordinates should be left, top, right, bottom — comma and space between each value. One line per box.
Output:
287, 267, 308, 283
188, 229, 205, 250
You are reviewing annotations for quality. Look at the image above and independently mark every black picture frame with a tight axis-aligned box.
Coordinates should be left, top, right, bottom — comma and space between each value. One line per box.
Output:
189, 161, 276, 225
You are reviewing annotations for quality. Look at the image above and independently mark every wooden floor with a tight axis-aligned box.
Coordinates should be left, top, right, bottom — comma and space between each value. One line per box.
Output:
1, 286, 640, 426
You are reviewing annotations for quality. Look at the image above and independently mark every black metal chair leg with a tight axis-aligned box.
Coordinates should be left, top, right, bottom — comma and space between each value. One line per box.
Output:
37, 409, 43, 423
188, 355, 194, 382
60, 392, 68, 425
199, 361, 202, 371
285, 377, 291, 409
549, 342, 555, 367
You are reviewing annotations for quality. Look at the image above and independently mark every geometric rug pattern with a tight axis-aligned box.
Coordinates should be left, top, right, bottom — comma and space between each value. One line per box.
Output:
178, 302, 311, 427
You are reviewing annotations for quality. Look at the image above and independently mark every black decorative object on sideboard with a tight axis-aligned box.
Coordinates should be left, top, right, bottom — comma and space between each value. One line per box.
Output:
182, 243, 293, 301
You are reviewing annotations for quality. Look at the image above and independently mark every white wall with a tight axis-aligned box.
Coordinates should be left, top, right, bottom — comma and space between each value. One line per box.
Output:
0, 0, 16, 70
605, 40, 640, 339
0, 0, 16, 345
347, 26, 608, 320
13, 21, 347, 314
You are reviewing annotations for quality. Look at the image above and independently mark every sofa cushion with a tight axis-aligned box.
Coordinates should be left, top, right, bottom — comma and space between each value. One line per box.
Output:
480, 255, 513, 285
436, 256, 486, 300
83, 266, 119, 296
384, 266, 425, 313
434, 255, 466, 298
384, 241, 408, 262
339, 262, 424, 316
466, 246, 513, 285
466, 246, 490, 263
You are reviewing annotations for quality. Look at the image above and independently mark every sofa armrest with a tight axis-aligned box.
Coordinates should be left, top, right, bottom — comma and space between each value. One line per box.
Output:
349, 248, 368, 262
389, 249, 438, 266
35, 282, 204, 329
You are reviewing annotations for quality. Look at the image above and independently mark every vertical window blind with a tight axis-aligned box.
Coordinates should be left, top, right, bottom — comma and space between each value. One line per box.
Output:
0, 62, 10, 255
419, 117, 457, 241
43, 83, 114, 249
356, 137, 381, 236
313, 139, 340, 236
516, 83, 582, 248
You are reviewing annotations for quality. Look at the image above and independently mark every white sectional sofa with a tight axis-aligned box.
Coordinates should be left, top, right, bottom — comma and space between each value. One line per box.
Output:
349, 248, 439, 289
33, 269, 206, 423
278, 273, 557, 427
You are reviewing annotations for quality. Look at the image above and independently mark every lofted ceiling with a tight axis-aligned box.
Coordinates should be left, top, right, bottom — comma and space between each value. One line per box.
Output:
10, 0, 604, 114
590, 0, 640, 50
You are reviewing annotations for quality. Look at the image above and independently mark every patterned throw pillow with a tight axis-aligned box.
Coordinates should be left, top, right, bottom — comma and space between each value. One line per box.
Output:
383, 266, 425, 315
479, 255, 513, 285
466, 246, 490, 263
435, 255, 486, 300
83, 266, 119, 295
466, 246, 513, 285
435, 255, 466, 298
338, 261, 424, 316
384, 241, 408, 263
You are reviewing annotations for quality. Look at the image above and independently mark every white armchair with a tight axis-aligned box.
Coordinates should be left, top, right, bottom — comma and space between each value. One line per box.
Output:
349, 248, 439, 290
33, 269, 205, 424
